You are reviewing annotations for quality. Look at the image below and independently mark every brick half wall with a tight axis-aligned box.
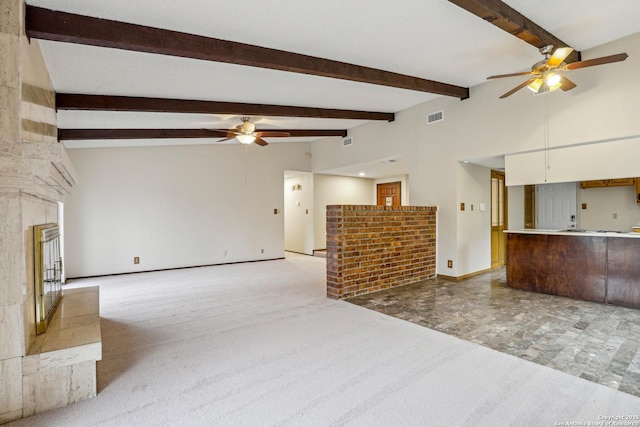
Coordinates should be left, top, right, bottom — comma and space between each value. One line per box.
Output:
326, 205, 438, 299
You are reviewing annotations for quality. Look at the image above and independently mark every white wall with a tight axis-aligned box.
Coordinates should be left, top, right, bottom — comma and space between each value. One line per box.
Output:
578, 185, 640, 231
284, 172, 314, 254
311, 33, 640, 277
508, 186, 525, 230
65, 142, 311, 277
313, 174, 374, 249
455, 164, 492, 274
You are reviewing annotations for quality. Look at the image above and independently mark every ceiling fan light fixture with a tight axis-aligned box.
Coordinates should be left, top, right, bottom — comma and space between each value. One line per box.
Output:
527, 78, 543, 93
239, 117, 256, 134
545, 73, 562, 88
236, 134, 256, 144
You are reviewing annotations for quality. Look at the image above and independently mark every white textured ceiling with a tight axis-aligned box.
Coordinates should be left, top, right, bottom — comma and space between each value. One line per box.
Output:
27, 0, 640, 175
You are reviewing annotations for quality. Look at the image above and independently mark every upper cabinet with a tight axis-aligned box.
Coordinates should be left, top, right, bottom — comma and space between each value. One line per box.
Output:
581, 178, 636, 189
581, 177, 640, 205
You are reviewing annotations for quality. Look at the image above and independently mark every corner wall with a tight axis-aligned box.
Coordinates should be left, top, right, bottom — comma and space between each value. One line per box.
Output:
313, 174, 374, 250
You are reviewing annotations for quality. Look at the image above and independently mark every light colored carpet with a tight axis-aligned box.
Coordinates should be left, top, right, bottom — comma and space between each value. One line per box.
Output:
9, 253, 640, 426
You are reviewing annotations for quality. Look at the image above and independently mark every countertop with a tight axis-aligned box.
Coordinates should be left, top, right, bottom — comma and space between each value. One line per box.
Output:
505, 229, 640, 238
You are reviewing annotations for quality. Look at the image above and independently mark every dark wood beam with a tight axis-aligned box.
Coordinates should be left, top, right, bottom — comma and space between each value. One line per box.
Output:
58, 128, 348, 141
55, 94, 395, 122
448, 0, 581, 63
27, 6, 469, 99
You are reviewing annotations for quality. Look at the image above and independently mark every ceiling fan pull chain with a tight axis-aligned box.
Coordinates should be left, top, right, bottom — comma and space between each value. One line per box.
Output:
244, 144, 248, 184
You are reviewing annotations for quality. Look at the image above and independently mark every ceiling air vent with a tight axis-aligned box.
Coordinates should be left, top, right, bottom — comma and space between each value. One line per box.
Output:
427, 110, 444, 124
342, 136, 353, 147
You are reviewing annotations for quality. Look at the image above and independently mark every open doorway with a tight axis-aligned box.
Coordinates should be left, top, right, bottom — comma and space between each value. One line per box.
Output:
283, 171, 314, 255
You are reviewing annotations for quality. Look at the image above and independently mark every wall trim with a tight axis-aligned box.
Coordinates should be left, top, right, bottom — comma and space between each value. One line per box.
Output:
438, 267, 495, 282
65, 257, 286, 281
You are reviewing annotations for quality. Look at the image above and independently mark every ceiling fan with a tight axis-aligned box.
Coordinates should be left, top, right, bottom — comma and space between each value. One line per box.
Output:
488, 45, 628, 99
205, 117, 290, 146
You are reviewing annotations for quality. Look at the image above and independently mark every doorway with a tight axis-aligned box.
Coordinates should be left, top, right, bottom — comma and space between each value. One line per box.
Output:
491, 170, 507, 269
283, 171, 314, 255
377, 181, 401, 207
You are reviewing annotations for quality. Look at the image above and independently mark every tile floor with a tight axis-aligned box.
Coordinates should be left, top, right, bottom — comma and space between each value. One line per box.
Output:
347, 267, 640, 397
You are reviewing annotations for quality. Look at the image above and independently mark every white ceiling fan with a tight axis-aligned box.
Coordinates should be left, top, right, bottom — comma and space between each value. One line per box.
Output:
204, 117, 290, 146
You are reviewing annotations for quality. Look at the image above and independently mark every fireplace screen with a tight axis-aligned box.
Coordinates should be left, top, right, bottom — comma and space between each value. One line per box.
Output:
34, 224, 62, 334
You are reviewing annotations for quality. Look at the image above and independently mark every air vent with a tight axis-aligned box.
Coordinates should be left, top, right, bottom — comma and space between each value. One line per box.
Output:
427, 110, 444, 124
342, 136, 353, 147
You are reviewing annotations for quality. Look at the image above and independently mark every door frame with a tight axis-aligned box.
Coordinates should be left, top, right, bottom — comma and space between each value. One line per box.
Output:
376, 181, 402, 207
490, 170, 508, 269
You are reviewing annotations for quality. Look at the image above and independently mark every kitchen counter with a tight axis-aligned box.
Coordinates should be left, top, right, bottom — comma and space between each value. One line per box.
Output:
506, 230, 640, 309
505, 229, 640, 238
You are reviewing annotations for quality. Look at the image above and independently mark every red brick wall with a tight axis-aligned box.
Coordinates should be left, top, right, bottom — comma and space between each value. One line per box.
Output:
326, 205, 437, 299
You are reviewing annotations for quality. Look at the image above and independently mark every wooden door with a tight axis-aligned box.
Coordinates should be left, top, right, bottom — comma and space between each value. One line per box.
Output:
377, 182, 401, 207
491, 171, 507, 269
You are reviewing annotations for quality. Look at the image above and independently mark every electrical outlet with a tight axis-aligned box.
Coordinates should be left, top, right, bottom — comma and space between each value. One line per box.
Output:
447, 260, 453, 268
261, 249, 264, 254
460, 203, 465, 211
134, 256, 140, 264
223, 250, 227, 256
613, 213, 618, 219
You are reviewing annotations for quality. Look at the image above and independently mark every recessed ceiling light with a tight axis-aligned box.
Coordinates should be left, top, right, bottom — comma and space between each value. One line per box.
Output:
382, 159, 397, 163
358, 172, 365, 176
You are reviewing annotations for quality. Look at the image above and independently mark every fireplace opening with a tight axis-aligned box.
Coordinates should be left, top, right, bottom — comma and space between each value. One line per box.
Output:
34, 223, 62, 334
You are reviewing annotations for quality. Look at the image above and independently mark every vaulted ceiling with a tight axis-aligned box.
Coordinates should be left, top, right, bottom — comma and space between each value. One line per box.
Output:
25, 0, 640, 149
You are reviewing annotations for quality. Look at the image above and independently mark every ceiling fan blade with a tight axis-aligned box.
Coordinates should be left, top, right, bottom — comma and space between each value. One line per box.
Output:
487, 71, 537, 80
254, 131, 291, 138
499, 78, 538, 99
254, 137, 268, 147
559, 75, 577, 92
201, 129, 237, 140
563, 53, 628, 71
546, 47, 574, 68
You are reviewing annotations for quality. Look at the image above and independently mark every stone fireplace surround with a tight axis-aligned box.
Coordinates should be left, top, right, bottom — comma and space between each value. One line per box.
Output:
1, 0, 100, 423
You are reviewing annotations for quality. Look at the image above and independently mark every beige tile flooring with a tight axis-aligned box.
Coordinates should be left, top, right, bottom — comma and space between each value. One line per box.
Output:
347, 268, 640, 397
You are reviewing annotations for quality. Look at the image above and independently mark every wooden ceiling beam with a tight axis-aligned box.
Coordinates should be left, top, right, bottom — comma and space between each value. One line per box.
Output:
58, 128, 348, 141
448, 0, 581, 63
27, 6, 469, 99
56, 94, 395, 122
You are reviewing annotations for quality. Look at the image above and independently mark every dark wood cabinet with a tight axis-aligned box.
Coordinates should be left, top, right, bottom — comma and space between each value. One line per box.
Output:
607, 238, 640, 308
507, 232, 640, 309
